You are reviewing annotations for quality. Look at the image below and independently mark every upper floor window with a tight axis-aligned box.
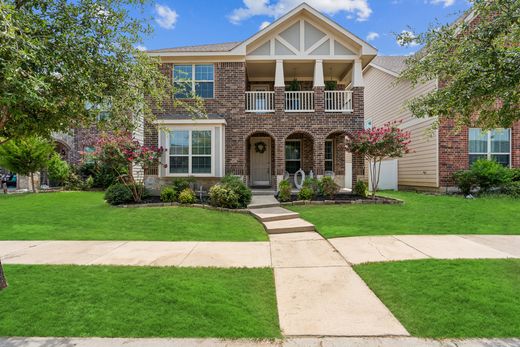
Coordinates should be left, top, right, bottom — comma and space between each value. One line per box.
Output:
173, 64, 214, 99
469, 128, 511, 167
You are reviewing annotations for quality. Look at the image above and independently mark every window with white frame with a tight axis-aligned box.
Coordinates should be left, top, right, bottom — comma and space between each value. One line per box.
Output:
469, 128, 511, 167
173, 64, 214, 99
285, 140, 301, 174
169, 130, 212, 175
325, 139, 334, 172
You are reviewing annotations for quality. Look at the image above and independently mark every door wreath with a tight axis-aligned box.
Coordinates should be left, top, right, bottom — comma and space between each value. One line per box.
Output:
254, 141, 267, 154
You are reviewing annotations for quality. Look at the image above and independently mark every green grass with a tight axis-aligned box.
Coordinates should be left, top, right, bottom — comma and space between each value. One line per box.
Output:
0, 192, 267, 241
0, 265, 280, 338
288, 191, 520, 238
354, 259, 520, 338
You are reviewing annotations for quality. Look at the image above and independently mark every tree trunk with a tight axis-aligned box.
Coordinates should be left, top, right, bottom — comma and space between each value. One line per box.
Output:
30, 172, 36, 193
0, 260, 7, 290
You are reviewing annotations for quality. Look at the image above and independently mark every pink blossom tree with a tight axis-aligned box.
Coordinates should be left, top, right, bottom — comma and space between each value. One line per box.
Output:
346, 121, 411, 197
84, 132, 165, 202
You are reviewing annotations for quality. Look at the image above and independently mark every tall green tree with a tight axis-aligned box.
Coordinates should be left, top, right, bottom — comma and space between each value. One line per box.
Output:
398, 0, 519, 129
0, 0, 180, 144
0, 137, 55, 192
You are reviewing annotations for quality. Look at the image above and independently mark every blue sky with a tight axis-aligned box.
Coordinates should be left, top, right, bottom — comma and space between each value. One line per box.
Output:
136, 0, 472, 56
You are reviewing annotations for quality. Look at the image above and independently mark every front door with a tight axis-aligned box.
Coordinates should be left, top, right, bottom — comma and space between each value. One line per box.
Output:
250, 137, 271, 186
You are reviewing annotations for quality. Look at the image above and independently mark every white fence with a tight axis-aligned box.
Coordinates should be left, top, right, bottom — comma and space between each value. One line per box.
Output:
245, 91, 275, 112
285, 91, 314, 112
325, 91, 353, 112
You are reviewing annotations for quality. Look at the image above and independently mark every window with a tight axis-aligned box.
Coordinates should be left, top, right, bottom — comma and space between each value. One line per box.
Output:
285, 140, 301, 174
169, 130, 212, 175
469, 128, 511, 167
173, 64, 214, 99
325, 140, 334, 172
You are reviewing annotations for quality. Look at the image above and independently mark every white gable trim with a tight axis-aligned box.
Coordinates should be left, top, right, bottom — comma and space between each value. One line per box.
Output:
365, 63, 400, 78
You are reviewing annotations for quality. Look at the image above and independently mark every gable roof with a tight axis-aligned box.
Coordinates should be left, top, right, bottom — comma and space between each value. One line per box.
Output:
370, 56, 408, 76
147, 42, 240, 54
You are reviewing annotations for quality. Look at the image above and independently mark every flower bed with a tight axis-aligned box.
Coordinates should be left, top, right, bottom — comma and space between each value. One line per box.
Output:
277, 193, 402, 205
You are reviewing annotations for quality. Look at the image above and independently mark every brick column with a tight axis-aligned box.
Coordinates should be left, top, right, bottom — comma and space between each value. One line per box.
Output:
351, 86, 365, 186
313, 86, 324, 115
274, 87, 285, 116
313, 136, 325, 176
438, 119, 468, 188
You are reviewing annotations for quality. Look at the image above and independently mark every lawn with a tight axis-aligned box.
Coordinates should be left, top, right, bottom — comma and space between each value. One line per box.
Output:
354, 259, 520, 338
0, 192, 267, 241
288, 191, 520, 238
0, 265, 280, 338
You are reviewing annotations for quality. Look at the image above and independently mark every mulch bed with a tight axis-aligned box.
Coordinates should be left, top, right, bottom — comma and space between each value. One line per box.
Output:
278, 193, 402, 205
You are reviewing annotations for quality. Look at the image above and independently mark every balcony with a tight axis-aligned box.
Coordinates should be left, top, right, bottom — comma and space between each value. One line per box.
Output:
245, 91, 275, 113
325, 91, 353, 113
285, 91, 314, 112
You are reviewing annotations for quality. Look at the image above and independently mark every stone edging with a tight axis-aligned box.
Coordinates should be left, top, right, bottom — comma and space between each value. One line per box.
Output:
279, 196, 403, 206
115, 202, 250, 214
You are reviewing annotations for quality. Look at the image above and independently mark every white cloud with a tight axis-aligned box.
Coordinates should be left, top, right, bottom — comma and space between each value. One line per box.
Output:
429, 0, 455, 7
135, 45, 147, 51
155, 4, 178, 29
397, 30, 419, 47
229, 0, 372, 24
259, 21, 271, 29
366, 32, 379, 41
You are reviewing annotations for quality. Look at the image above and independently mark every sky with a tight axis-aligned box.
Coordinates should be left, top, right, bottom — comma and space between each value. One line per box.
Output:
134, 0, 472, 56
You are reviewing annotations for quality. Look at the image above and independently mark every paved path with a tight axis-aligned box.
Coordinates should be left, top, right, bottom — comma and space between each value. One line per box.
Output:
2, 337, 520, 347
0, 241, 271, 268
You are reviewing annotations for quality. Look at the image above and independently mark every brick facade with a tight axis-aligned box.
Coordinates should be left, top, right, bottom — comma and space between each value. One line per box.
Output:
145, 61, 365, 189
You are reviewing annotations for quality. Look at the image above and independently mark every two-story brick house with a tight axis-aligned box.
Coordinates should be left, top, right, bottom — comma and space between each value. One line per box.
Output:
141, 3, 377, 192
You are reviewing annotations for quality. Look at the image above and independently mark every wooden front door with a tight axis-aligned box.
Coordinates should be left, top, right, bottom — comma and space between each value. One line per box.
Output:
250, 137, 271, 186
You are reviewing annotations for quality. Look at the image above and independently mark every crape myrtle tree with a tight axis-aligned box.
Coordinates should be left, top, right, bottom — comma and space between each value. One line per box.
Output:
0, 0, 204, 145
0, 260, 6, 290
397, 0, 519, 129
346, 121, 411, 197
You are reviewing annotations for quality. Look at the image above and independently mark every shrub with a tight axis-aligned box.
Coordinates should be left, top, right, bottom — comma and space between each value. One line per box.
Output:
160, 187, 177, 203
105, 183, 133, 205
79, 162, 120, 189
502, 181, 520, 198
510, 168, 520, 182
278, 179, 292, 202
172, 177, 195, 195
470, 159, 511, 192
302, 177, 319, 197
297, 186, 314, 200
320, 176, 340, 199
353, 180, 368, 198
220, 175, 252, 208
47, 153, 70, 186
453, 170, 477, 196
84, 176, 94, 190
208, 185, 240, 209
178, 188, 196, 204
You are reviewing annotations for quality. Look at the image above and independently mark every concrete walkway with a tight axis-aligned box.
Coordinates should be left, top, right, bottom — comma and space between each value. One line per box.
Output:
2, 337, 520, 347
0, 240, 271, 268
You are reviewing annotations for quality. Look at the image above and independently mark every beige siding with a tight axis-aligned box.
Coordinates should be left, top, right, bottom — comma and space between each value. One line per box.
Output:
364, 66, 439, 188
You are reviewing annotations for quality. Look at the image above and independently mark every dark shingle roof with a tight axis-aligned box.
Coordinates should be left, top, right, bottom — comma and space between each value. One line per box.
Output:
147, 42, 241, 53
370, 56, 408, 75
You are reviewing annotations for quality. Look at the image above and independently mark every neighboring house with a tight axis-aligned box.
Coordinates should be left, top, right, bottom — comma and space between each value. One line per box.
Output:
365, 53, 519, 192
141, 3, 377, 191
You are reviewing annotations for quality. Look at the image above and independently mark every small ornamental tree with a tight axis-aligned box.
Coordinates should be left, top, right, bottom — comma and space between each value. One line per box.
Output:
0, 260, 6, 290
85, 132, 164, 202
346, 121, 411, 197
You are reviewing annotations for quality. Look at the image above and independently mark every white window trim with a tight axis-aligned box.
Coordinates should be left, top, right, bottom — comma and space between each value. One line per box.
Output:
325, 139, 334, 171
285, 139, 302, 170
469, 128, 511, 167
173, 64, 215, 99
167, 128, 215, 177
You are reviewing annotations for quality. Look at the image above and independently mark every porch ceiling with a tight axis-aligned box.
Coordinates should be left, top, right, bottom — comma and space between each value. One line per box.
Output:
246, 61, 352, 83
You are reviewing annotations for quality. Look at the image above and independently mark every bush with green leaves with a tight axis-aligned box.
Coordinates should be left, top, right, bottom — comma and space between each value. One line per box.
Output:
302, 177, 319, 196
208, 184, 240, 209
353, 180, 368, 198
220, 175, 252, 208
278, 179, 292, 202
297, 186, 314, 201
172, 177, 195, 195
160, 187, 177, 203
453, 170, 478, 196
510, 168, 520, 182
502, 181, 520, 198
470, 159, 511, 193
320, 176, 340, 199
178, 188, 196, 204
79, 162, 121, 189
105, 183, 134, 205
47, 153, 70, 186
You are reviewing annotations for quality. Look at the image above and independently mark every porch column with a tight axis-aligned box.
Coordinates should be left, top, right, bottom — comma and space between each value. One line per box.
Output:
313, 59, 325, 115
274, 60, 285, 115
313, 137, 325, 176
352, 59, 364, 87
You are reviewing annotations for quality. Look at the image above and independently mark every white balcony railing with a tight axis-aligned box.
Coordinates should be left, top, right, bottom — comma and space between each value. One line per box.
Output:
325, 90, 353, 112
245, 91, 275, 113
285, 91, 314, 112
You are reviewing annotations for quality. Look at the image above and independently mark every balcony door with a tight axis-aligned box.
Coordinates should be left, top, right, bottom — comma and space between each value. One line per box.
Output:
250, 137, 271, 186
